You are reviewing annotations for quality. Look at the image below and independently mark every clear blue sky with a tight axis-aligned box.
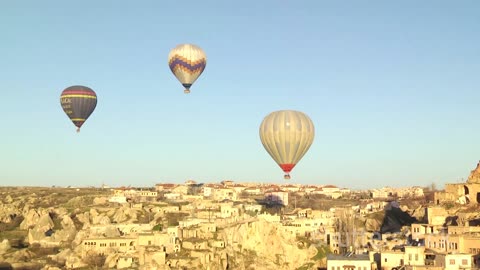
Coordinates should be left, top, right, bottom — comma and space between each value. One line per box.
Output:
1, 1, 479, 189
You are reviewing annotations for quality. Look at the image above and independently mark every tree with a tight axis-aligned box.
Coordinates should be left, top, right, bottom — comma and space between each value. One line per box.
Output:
84, 252, 106, 269
153, 224, 163, 231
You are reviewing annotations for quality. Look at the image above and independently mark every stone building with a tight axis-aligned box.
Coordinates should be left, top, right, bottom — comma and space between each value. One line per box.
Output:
379, 246, 425, 270
435, 161, 480, 205
327, 253, 372, 270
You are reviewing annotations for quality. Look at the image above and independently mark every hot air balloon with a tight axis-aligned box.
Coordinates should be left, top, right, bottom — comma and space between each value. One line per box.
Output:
60, 85, 97, 133
168, 44, 207, 94
259, 110, 315, 180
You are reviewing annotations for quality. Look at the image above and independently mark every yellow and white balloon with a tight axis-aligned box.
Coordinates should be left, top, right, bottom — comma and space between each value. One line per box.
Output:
168, 44, 207, 94
259, 110, 315, 179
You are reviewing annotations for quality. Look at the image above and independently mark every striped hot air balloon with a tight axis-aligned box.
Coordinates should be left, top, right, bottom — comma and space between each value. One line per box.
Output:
168, 44, 207, 94
60, 85, 97, 132
259, 110, 315, 180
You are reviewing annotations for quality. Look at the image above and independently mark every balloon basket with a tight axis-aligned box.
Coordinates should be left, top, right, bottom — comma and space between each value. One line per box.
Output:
184, 89, 191, 94
284, 174, 291, 180
76, 128, 81, 133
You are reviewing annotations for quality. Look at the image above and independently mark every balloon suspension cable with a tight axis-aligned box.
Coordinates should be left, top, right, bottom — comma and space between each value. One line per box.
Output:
76, 127, 81, 133
284, 174, 291, 180
184, 89, 191, 94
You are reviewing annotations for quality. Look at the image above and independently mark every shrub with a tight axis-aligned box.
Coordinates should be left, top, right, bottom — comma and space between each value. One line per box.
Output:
153, 224, 163, 231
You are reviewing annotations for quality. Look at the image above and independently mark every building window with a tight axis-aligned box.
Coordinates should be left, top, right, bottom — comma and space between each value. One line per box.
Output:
415, 254, 418, 261
409, 254, 412, 261
331, 267, 334, 270
462, 259, 468, 265
385, 258, 388, 262
450, 259, 455, 265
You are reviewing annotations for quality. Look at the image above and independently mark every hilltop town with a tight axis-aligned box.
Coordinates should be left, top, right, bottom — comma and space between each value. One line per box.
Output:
1, 163, 480, 270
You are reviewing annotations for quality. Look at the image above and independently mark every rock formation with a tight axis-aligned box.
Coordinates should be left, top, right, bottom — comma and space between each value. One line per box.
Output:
20, 208, 52, 230
380, 205, 417, 234
0, 240, 11, 255
467, 161, 480, 184
4, 195, 13, 204
0, 203, 21, 223
365, 217, 382, 232
27, 213, 55, 244
218, 219, 317, 270
47, 248, 74, 266
93, 197, 108, 205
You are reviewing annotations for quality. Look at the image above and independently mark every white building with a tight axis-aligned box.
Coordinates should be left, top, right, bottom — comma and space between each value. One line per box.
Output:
327, 253, 371, 270
164, 193, 181, 200
203, 186, 213, 198
212, 188, 238, 201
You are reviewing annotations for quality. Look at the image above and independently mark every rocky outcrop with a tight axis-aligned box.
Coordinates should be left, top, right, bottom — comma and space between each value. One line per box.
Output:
93, 197, 108, 205
51, 225, 77, 243
0, 203, 20, 223
38, 214, 55, 231
105, 253, 122, 269
75, 212, 91, 228
0, 240, 11, 255
112, 209, 128, 223
467, 161, 480, 184
217, 219, 317, 270
65, 254, 88, 269
93, 215, 111, 225
380, 206, 417, 233
456, 211, 480, 226
20, 209, 43, 230
4, 195, 13, 204
110, 206, 139, 224
406, 205, 426, 222
365, 217, 382, 232
47, 248, 74, 266
4, 249, 35, 263
72, 230, 88, 248
27, 213, 55, 243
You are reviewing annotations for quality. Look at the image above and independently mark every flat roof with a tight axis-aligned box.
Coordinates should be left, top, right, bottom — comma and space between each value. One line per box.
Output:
327, 254, 370, 261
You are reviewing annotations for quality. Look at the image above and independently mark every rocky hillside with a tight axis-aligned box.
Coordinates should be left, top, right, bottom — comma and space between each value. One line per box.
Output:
0, 187, 328, 270
218, 219, 318, 270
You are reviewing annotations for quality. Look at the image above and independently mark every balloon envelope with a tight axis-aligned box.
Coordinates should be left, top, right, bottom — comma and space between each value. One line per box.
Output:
60, 85, 97, 132
259, 110, 315, 179
168, 44, 207, 94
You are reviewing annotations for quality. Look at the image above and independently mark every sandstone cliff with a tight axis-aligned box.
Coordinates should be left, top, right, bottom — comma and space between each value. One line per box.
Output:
216, 219, 318, 270
467, 161, 480, 184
